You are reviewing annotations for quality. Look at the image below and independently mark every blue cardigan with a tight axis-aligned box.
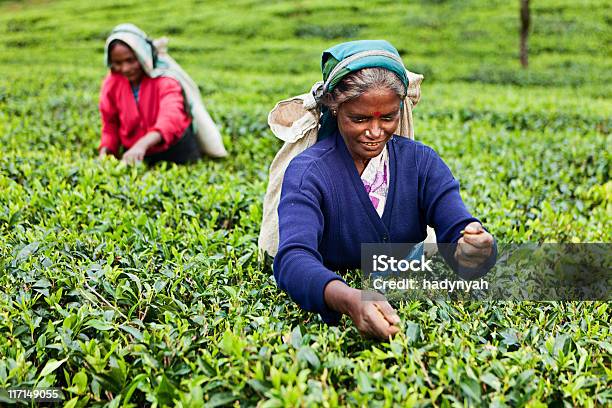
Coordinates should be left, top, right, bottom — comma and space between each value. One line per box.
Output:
274, 131, 492, 324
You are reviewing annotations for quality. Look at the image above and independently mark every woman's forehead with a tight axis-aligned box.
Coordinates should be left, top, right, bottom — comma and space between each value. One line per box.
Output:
110, 43, 136, 60
343, 89, 401, 114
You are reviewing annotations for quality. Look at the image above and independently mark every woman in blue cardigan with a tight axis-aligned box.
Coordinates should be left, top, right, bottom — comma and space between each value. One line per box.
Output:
273, 40, 496, 340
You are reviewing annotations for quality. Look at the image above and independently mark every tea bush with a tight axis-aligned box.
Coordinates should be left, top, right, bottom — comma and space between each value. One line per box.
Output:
0, 0, 610, 406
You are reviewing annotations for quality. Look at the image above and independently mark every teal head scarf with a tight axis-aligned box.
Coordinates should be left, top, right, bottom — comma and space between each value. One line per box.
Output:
317, 40, 409, 141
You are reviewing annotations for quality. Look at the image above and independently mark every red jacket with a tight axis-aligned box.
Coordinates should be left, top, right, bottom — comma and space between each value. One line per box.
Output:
99, 73, 191, 155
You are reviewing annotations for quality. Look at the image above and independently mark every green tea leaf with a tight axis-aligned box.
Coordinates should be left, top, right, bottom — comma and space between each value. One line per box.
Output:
460, 378, 482, 401
405, 322, 421, 344
500, 329, 519, 346
480, 372, 501, 391
87, 319, 113, 331
39, 358, 68, 378
298, 346, 320, 370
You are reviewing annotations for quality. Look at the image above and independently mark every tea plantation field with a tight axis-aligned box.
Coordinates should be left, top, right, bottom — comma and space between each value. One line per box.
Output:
0, 0, 610, 406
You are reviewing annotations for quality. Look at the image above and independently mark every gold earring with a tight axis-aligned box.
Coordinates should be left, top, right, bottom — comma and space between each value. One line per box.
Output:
332, 110, 337, 116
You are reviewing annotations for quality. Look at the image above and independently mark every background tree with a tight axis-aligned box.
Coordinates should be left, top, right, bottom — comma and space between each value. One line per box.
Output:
520, 0, 531, 68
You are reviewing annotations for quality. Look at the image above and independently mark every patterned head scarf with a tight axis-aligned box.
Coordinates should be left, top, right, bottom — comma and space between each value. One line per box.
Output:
318, 40, 409, 141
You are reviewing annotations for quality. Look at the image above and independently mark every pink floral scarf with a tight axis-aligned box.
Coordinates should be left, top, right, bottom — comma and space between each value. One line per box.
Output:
361, 146, 389, 217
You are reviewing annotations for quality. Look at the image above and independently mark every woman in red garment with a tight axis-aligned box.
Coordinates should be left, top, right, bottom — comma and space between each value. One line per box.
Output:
98, 24, 201, 165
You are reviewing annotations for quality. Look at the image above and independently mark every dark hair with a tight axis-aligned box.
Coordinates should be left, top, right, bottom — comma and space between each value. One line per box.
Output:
109, 39, 133, 54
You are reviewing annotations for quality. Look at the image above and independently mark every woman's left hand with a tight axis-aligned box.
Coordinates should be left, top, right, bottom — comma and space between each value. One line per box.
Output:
122, 143, 147, 164
454, 222, 494, 269
121, 131, 162, 164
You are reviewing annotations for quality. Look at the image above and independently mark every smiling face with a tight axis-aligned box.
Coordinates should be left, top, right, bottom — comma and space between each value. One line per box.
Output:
109, 42, 144, 85
336, 87, 401, 174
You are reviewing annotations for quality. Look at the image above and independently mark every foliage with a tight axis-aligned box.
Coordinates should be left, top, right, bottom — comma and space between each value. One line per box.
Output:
0, 0, 610, 406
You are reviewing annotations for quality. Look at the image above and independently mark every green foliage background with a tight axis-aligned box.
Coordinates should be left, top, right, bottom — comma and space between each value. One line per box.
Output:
0, 0, 610, 406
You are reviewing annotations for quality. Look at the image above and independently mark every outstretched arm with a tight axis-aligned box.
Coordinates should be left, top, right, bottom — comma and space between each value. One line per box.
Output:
418, 145, 496, 276
148, 77, 190, 149
274, 159, 399, 339
121, 131, 162, 164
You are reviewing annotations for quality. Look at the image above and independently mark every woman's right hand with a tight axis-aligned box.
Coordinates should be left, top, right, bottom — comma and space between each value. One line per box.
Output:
348, 296, 401, 340
325, 280, 400, 340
